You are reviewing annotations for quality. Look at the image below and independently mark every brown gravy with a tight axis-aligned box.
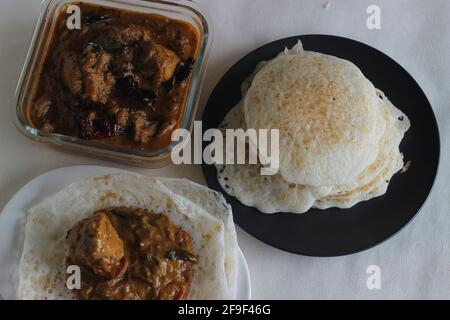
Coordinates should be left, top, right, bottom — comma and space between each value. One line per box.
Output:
29, 2, 199, 152
66, 207, 198, 300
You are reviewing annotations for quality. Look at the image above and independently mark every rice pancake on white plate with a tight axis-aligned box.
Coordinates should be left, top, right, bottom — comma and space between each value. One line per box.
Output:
18, 173, 239, 300
215, 42, 410, 214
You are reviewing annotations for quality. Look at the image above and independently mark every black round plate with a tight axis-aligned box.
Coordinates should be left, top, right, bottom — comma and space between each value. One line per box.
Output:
201, 35, 440, 257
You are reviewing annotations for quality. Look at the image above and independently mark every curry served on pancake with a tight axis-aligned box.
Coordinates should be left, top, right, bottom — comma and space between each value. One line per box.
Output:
29, 3, 199, 151
66, 207, 198, 300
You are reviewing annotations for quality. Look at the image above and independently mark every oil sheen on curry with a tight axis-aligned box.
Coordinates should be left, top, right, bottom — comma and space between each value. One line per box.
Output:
66, 207, 198, 300
29, 3, 199, 151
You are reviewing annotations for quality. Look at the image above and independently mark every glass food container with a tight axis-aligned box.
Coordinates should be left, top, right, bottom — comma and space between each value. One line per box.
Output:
14, 0, 212, 168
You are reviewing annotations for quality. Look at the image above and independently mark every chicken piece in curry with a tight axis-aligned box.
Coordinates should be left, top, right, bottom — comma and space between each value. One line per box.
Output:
66, 207, 198, 300
29, 2, 199, 151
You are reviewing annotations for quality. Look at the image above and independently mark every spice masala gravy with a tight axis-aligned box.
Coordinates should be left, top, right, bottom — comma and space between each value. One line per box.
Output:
28, 2, 200, 152
66, 207, 198, 300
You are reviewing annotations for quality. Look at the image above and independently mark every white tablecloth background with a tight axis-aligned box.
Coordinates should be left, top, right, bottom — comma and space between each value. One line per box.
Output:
0, 0, 448, 299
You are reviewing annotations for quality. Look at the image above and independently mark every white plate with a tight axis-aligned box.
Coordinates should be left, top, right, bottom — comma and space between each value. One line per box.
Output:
0, 165, 251, 300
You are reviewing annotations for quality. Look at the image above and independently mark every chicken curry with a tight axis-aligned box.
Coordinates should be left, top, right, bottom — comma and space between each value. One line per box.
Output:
29, 2, 199, 151
66, 207, 198, 300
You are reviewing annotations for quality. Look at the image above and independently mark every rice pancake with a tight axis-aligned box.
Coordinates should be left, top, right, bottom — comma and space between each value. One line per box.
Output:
243, 45, 384, 187
314, 91, 410, 209
215, 43, 410, 214
18, 174, 239, 299
216, 102, 332, 214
